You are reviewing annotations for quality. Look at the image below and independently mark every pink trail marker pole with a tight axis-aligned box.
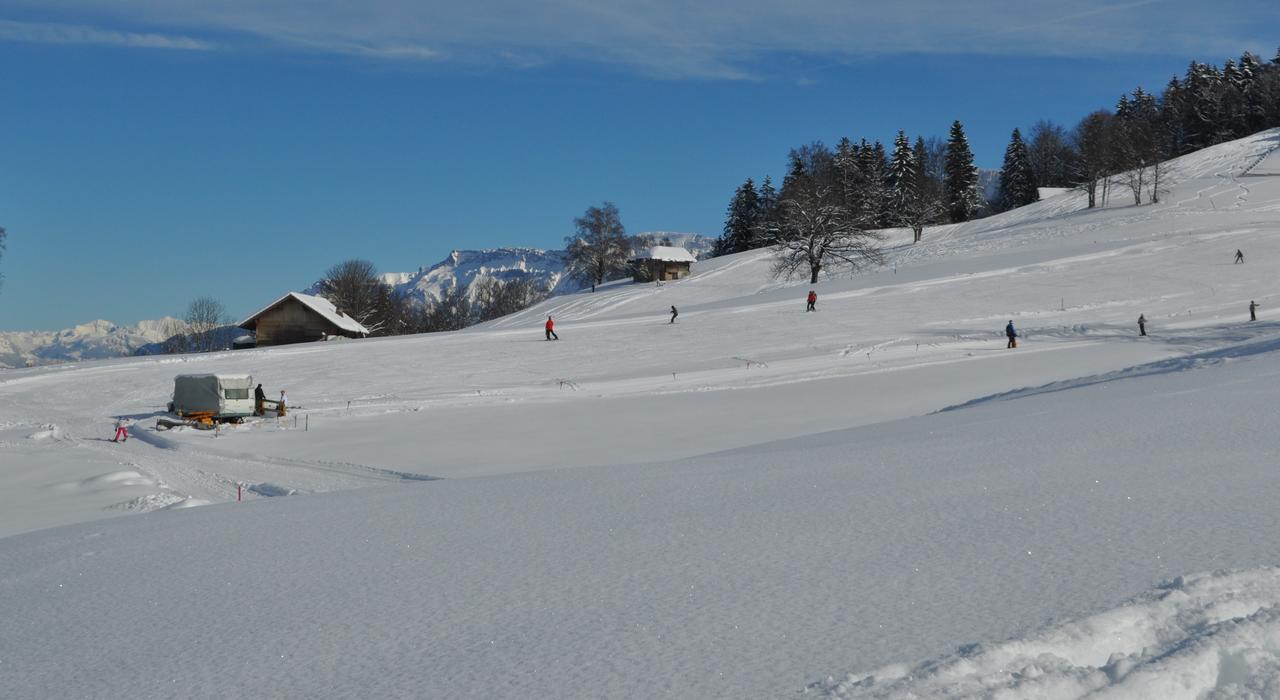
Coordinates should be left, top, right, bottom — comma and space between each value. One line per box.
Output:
237, 483, 243, 502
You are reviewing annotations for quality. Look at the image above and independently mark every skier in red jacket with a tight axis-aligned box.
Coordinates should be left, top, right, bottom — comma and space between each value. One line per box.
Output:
806, 290, 817, 312
545, 315, 559, 340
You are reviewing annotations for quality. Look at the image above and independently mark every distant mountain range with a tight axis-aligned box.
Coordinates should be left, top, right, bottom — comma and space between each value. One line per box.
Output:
315, 232, 715, 307
1, 233, 714, 368
0, 318, 183, 369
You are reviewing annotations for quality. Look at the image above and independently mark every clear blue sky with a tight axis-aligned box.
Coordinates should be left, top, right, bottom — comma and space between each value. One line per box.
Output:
1, 1, 1276, 330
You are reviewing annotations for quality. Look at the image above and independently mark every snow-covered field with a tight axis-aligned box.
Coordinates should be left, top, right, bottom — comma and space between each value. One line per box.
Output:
3, 130, 1280, 698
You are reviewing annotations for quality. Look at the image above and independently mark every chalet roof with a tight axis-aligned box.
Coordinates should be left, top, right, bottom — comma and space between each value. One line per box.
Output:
633, 246, 697, 263
238, 292, 370, 336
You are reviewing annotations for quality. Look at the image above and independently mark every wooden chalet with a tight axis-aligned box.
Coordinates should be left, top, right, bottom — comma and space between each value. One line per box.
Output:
238, 292, 370, 347
630, 246, 697, 283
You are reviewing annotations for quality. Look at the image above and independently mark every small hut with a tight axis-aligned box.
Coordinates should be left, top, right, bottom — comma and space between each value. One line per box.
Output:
631, 246, 696, 283
238, 292, 370, 347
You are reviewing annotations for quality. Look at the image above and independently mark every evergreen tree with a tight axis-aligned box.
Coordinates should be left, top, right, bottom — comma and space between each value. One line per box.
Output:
943, 120, 982, 223
755, 175, 779, 247
834, 137, 861, 212
856, 139, 887, 226
886, 130, 918, 222
997, 128, 1038, 211
716, 178, 759, 256
905, 136, 945, 243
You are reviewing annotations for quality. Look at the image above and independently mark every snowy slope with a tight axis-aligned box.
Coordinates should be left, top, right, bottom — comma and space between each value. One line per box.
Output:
2, 130, 1280, 698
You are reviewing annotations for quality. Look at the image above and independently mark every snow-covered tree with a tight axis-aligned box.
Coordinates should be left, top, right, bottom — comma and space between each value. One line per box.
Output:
997, 128, 1039, 211
565, 202, 630, 288
943, 121, 982, 223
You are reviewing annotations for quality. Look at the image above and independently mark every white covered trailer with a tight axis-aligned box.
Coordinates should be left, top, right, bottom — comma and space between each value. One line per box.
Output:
169, 374, 256, 419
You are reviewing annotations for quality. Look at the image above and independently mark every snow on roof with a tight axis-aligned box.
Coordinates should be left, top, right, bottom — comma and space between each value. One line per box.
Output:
239, 292, 370, 336
635, 246, 697, 263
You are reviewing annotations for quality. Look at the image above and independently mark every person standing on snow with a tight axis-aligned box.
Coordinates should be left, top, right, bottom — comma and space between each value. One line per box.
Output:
545, 315, 559, 341
254, 383, 266, 416
1005, 320, 1018, 349
806, 290, 817, 312
669, 305, 678, 324
1250, 300, 1259, 321
278, 389, 288, 417
1138, 314, 1147, 336
112, 417, 128, 443
1235, 249, 1245, 264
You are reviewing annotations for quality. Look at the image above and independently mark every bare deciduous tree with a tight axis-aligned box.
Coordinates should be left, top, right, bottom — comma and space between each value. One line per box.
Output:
422, 285, 472, 332
318, 259, 384, 333
1026, 121, 1077, 188
1072, 111, 1115, 209
184, 296, 228, 353
565, 202, 630, 288
158, 318, 190, 354
473, 277, 549, 323
768, 184, 886, 284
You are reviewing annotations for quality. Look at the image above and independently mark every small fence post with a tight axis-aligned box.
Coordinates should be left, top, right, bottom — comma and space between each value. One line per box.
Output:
305, 415, 309, 432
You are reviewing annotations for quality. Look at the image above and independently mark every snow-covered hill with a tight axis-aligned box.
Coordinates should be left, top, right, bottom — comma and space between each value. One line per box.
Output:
3, 130, 1280, 698
0, 317, 182, 368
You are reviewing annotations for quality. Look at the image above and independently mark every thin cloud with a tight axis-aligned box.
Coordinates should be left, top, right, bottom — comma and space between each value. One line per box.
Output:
0, 18, 212, 50
3, 1, 1277, 77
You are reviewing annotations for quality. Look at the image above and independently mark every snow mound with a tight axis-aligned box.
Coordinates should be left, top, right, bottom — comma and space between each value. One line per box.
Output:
26, 424, 63, 440
108, 492, 187, 512
60, 470, 155, 490
815, 567, 1280, 699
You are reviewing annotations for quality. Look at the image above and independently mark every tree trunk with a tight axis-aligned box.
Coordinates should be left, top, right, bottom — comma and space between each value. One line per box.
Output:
913, 225, 923, 243
809, 264, 821, 284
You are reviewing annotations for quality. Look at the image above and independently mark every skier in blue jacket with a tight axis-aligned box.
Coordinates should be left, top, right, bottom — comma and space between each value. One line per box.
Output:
1005, 321, 1017, 349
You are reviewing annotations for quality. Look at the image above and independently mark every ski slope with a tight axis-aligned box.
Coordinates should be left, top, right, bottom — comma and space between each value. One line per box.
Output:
3, 130, 1280, 698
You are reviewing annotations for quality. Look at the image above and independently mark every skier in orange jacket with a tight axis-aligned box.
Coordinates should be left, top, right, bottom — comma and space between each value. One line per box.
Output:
545, 316, 559, 340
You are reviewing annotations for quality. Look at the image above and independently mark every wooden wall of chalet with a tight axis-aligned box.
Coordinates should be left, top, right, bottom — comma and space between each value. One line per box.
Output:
632, 259, 691, 283
254, 300, 333, 346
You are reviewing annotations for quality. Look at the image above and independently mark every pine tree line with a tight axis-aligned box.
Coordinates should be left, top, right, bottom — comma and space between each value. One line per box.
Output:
715, 121, 980, 255
721, 46, 1280, 252
1009, 48, 1280, 210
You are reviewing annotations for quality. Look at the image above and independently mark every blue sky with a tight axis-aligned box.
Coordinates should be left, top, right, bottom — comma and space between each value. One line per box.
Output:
1, 1, 1277, 330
